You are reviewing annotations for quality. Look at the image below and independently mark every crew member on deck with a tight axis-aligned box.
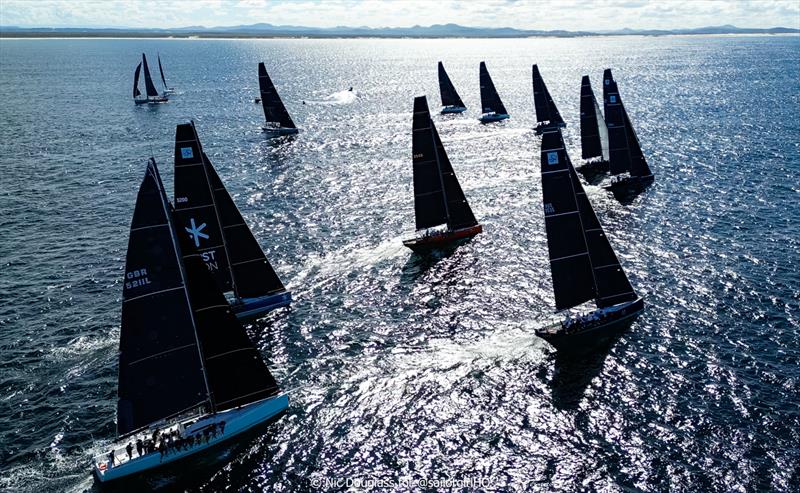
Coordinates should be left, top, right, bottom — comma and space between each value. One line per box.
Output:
126, 442, 133, 460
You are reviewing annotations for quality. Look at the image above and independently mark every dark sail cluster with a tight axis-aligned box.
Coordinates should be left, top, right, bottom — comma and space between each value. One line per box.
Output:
540, 128, 638, 312
118, 159, 281, 436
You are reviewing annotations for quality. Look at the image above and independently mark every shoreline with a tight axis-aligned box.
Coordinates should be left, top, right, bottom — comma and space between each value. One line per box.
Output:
1, 32, 798, 41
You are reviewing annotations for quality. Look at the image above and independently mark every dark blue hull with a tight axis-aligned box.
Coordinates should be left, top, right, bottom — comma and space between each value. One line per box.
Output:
479, 113, 509, 123
231, 291, 292, 321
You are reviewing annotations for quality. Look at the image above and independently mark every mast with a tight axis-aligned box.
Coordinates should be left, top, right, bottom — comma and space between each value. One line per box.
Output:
117, 159, 210, 435
569, 164, 638, 307
580, 75, 608, 160
411, 96, 449, 230
141, 53, 160, 98
532, 64, 564, 126
133, 62, 142, 99
157, 53, 168, 89
539, 128, 596, 311
173, 122, 237, 298
438, 62, 465, 108
479, 61, 508, 115
203, 151, 287, 298
258, 63, 296, 129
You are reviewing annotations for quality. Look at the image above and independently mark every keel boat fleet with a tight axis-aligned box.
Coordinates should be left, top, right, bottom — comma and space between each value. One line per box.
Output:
105, 53, 656, 483
93, 159, 288, 483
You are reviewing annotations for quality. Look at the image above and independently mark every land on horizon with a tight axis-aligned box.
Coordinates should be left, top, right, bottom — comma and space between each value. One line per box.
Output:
1, 22, 798, 39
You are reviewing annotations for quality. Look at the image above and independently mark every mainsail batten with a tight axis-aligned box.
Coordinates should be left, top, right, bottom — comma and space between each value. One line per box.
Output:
258, 63, 296, 129
479, 61, 508, 115
438, 62, 465, 108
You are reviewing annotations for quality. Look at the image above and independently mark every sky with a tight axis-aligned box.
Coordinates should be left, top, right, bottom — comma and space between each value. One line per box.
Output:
1, 0, 799, 31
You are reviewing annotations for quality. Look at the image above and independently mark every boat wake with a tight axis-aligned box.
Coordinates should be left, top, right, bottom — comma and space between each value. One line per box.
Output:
304, 90, 357, 105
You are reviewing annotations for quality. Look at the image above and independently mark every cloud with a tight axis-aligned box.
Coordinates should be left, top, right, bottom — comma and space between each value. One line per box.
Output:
0, 0, 797, 30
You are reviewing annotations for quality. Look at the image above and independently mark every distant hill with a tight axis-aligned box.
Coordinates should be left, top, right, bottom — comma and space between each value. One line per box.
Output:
1, 22, 798, 38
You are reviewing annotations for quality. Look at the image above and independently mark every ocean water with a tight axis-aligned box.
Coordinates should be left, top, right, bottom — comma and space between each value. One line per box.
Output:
0, 36, 798, 492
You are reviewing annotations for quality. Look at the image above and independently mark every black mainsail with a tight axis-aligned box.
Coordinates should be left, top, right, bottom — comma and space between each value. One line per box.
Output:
540, 128, 637, 311
117, 160, 210, 435
603, 69, 652, 178
174, 123, 234, 293
412, 96, 477, 231
118, 159, 281, 435
258, 63, 296, 129
174, 122, 287, 301
438, 62, 465, 108
532, 64, 565, 127
133, 62, 142, 99
141, 53, 160, 98
157, 53, 169, 90
479, 61, 508, 115
580, 75, 609, 161
203, 151, 286, 299
540, 130, 595, 310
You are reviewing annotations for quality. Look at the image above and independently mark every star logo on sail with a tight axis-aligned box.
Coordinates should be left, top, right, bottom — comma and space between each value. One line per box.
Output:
185, 218, 209, 247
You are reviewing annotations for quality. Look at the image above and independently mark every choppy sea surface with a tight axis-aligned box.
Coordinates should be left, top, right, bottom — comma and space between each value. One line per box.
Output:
0, 36, 798, 492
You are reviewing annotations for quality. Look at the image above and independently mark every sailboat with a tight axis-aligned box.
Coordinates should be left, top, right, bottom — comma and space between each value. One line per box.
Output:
157, 53, 175, 95
403, 96, 482, 251
478, 61, 509, 123
534, 127, 644, 350
577, 75, 610, 173
602, 69, 654, 192
92, 159, 288, 483
173, 121, 292, 320
532, 64, 566, 135
258, 62, 298, 136
438, 62, 466, 114
133, 53, 168, 105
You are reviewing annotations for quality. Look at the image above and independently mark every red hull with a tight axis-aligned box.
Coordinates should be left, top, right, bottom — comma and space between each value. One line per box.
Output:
403, 224, 482, 251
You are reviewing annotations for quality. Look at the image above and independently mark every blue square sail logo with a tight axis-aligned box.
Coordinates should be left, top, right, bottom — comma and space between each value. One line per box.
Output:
610, 95, 617, 103
547, 152, 559, 165
181, 147, 194, 159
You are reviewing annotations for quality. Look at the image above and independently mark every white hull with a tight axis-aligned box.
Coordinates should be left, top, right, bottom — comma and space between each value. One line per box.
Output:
93, 394, 289, 483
